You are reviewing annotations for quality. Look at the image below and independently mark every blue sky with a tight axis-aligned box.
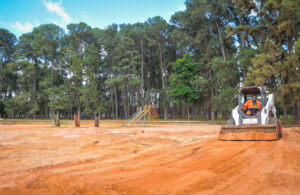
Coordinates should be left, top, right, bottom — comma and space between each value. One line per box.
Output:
0, 0, 186, 37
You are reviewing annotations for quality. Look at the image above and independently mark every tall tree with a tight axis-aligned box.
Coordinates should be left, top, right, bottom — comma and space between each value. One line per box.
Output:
146, 16, 174, 119
31, 24, 65, 118
168, 53, 200, 119
65, 22, 94, 115
17, 32, 41, 117
102, 24, 120, 118
0, 28, 17, 117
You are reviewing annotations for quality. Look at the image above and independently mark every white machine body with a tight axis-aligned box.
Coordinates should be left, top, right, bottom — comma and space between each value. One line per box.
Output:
232, 94, 276, 126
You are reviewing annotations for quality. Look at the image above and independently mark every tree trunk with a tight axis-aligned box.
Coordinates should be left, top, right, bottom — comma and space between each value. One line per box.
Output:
147, 49, 151, 94
159, 45, 165, 91
109, 92, 112, 118
211, 107, 215, 120
33, 59, 39, 119
172, 104, 176, 119
216, 22, 226, 61
45, 101, 49, 119
158, 45, 168, 119
11, 103, 15, 119
239, 15, 248, 82
209, 70, 215, 120
50, 108, 53, 120
33, 60, 38, 97
50, 61, 54, 88
187, 105, 190, 120
164, 107, 168, 120
122, 89, 127, 119
259, 0, 264, 46
192, 105, 197, 119
141, 40, 144, 88
201, 108, 206, 119
77, 97, 80, 117
182, 103, 186, 118
126, 89, 130, 117
239, 16, 246, 49
114, 86, 118, 119
50, 60, 54, 120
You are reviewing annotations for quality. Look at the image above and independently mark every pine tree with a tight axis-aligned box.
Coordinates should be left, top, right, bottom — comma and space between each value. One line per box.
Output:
0, 28, 17, 117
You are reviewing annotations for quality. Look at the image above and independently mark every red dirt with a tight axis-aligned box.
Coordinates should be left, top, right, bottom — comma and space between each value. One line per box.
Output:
0, 121, 300, 194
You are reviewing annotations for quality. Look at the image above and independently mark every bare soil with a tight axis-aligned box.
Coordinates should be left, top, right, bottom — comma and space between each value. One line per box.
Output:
0, 121, 299, 194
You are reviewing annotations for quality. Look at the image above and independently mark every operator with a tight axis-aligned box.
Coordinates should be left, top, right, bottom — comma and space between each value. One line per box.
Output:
242, 95, 262, 116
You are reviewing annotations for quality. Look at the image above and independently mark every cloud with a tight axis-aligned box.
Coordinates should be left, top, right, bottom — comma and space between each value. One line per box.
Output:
15, 22, 34, 33
43, 0, 71, 23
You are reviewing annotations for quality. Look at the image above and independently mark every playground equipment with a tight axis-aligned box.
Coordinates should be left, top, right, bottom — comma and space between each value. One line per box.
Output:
219, 86, 282, 141
122, 104, 159, 127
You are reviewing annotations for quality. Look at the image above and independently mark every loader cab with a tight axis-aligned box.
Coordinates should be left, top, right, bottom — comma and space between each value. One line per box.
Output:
237, 86, 267, 124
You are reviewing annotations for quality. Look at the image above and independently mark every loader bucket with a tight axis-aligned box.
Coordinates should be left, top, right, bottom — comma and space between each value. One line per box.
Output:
218, 120, 282, 141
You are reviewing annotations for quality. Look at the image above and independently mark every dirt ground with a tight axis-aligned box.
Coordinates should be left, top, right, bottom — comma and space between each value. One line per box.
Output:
0, 120, 300, 195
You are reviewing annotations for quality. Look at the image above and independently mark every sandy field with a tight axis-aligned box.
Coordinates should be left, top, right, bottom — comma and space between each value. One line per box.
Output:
0, 120, 299, 194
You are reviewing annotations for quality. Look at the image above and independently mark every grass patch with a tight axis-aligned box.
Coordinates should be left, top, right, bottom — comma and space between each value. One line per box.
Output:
281, 119, 300, 128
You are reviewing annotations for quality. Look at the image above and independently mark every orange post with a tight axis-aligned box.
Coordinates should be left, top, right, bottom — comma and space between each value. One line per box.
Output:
74, 113, 80, 127
95, 116, 99, 127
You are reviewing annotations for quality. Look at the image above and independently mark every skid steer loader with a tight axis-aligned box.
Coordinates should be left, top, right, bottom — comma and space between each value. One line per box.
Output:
219, 86, 282, 141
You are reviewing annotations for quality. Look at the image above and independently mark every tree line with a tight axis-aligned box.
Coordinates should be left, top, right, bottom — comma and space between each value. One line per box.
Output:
0, 0, 299, 121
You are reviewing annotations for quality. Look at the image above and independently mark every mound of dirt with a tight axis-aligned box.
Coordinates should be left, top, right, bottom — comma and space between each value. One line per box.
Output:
0, 121, 299, 194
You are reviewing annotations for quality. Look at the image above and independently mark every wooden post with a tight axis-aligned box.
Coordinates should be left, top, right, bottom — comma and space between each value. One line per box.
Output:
78, 112, 80, 127
54, 114, 60, 127
94, 112, 99, 127
74, 112, 80, 127
74, 114, 77, 127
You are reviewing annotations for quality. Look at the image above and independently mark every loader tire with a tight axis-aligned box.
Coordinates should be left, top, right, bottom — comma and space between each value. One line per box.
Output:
226, 119, 235, 125
269, 118, 282, 139
277, 119, 282, 138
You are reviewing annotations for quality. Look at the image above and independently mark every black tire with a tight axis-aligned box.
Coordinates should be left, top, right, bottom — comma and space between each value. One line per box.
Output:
269, 118, 282, 139
226, 119, 235, 125
277, 119, 282, 138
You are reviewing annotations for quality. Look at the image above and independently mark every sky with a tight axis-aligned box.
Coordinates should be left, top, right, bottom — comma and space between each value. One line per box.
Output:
0, 0, 186, 37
